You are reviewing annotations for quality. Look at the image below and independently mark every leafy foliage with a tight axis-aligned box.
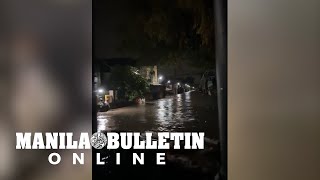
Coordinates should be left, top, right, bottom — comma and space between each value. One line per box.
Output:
118, 0, 215, 69
109, 66, 149, 101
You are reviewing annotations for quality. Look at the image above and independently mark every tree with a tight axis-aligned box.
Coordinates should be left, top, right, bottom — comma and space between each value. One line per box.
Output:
109, 65, 149, 101
117, 0, 215, 70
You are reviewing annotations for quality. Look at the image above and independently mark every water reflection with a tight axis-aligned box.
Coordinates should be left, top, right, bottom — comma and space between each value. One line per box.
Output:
97, 91, 218, 139
97, 114, 108, 132
96, 91, 220, 179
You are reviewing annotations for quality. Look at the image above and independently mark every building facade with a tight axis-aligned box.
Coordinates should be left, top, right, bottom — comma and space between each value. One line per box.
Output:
139, 65, 158, 85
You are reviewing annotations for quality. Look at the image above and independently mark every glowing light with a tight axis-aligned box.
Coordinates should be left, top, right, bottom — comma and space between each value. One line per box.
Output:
98, 88, 104, 94
167, 80, 171, 83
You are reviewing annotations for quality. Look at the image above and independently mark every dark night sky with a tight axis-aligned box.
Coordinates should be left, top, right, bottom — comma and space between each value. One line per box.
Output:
94, 0, 208, 82
94, 0, 133, 59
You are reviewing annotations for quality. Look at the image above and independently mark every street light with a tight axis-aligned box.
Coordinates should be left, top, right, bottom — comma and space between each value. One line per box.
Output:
97, 88, 104, 94
167, 80, 171, 83
177, 82, 180, 86
158, 75, 163, 84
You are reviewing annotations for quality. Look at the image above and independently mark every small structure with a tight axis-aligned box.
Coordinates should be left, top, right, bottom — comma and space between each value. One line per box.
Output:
139, 65, 159, 85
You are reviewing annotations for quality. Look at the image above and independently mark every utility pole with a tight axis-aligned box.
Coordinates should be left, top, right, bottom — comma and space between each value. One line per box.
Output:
92, 61, 98, 133
214, 0, 227, 179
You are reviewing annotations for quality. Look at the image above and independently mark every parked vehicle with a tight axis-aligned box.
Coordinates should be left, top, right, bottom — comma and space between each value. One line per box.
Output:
97, 99, 110, 112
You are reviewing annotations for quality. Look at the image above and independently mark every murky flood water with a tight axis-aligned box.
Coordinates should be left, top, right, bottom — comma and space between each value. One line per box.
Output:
98, 91, 219, 139
95, 91, 220, 180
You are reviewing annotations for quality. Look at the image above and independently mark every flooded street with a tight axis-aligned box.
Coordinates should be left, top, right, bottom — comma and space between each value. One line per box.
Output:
94, 91, 220, 180
97, 91, 219, 139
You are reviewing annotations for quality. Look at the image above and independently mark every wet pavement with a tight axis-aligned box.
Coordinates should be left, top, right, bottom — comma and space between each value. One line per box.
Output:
95, 91, 220, 180
97, 91, 219, 139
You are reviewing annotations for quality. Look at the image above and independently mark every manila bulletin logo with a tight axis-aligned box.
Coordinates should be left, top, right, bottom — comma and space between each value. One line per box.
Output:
15, 132, 204, 165
90, 132, 107, 149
